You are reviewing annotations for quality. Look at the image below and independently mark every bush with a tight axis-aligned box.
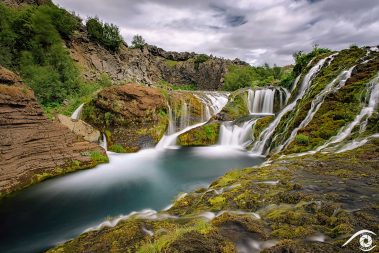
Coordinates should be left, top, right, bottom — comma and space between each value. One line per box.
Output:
86, 17, 123, 52
224, 65, 256, 91
295, 134, 310, 145
292, 45, 331, 77
224, 63, 293, 91
131, 34, 145, 49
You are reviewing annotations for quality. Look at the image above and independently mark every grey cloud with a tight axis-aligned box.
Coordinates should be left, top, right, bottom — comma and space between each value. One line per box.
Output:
53, 0, 379, 66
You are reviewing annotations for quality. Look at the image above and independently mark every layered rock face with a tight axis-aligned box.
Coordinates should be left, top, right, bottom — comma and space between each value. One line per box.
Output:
68, 30, 247, 90
0, 66, 106, 197
82, 84, 168, 152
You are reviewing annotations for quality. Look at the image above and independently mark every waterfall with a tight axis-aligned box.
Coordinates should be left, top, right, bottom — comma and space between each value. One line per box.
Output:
167, 104, 176, 135
250, 54, 335, 155
156, 92, 229, 149
71, 103, 84, 120
336, 134, 379, 153
195, 92, 229, 119
290, 75, 301, 93
100, 134, 107, 151
218, 119, 258, 147
247, 89, 275, 114
179, 102, 190, 130
276, 66, 355, 153
314, 73, 379, 151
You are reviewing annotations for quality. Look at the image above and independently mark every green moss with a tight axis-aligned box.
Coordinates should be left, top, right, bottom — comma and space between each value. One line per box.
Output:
108, 144, 132, 153
165, 60, 179, 68
220, 89, 249, 120
295, 134, 309, 145
253, 115, 274, 140
90, 151, 109, 163
178, 122, 220, 146
208, 196, 226, 209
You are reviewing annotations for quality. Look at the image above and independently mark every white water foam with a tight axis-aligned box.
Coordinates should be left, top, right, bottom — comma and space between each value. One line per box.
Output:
71, 103, 84, 120
250, 54, 336, 155
276, 66, 355, 153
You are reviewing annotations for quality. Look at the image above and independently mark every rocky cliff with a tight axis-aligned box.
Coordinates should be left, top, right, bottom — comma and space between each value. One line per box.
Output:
68, 28, 247, 90
0, 66, 107, 198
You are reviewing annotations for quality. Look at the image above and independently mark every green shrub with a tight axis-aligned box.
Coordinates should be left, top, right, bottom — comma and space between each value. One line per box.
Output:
86, 17, 123, 52
131, 34, 145, 49
295, 134, 310, 145
90, 151, 109, 163
292, 45, 331, 77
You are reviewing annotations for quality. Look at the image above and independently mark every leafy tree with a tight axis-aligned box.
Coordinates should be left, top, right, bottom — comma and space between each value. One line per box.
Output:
86, 17, 123, 52
131, 34, 145, 49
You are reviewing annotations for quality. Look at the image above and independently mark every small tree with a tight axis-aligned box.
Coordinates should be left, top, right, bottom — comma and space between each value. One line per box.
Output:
86, 17, 123, 52
131, 34, 145, 49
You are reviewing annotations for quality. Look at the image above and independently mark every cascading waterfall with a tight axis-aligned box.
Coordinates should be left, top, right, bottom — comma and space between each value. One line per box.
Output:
218, 119, 258, 147
218, 87, 289, 148
250, 54, 336, 155
195, 92, 229, 119
156, 92, 229, 149
167, 104, 176, 135
313, 73, 379, 151
275, 66, 355, 153
179, 102, 190, 130
100, 134, 107, 151
71, 103, 84, 120
247, 89, 275, 114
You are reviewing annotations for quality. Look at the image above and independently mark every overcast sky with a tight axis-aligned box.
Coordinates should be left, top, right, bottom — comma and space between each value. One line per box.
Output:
53, 0, 379, 66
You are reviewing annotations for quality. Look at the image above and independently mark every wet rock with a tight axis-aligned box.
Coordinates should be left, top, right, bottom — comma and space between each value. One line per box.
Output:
57, 114, 101, 143
81, 83, 168, 152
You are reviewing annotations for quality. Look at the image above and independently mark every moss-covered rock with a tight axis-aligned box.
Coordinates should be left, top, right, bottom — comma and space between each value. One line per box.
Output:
82, 83, 169, 153
218, 88, 249, 121
264, 47, 379, 154
178, 121, 220, 146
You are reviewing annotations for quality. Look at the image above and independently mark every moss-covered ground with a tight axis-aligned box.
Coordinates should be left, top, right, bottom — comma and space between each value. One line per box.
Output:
48, 138, 379, 253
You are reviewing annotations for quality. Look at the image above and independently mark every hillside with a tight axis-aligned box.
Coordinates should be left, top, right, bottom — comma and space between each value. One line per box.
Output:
46, 46, 379, 252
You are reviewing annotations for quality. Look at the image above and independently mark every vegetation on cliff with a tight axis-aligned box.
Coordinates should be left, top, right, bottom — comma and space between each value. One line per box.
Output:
224, 64, 292, 91
86, 17, 123, 52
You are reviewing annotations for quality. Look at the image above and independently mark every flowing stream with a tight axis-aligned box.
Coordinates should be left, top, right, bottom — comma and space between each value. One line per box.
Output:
70, 103, 84, 120
218, 87, 288, 148
0, 91, 266, 253
250, 54, 336, 155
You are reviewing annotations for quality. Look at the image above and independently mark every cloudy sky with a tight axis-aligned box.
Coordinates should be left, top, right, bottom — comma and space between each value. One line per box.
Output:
53, 0, 379, 66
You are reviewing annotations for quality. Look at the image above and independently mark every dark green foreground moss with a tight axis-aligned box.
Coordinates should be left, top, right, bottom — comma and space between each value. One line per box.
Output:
48, 138, 379, 253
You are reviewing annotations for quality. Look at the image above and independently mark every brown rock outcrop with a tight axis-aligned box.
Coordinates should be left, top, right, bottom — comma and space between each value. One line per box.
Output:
68, 30, 248, 90
57, 114, 101, 143
0, 66, 107, 197
82, 83, 168, 152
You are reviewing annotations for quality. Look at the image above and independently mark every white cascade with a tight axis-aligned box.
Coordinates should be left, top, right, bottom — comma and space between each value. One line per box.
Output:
71, 103, 84, 120
314, 74, 379, 151
195, 92, 229, 120
290, 75, 301, 93
179, 102, 190, 130
336, 134, 379, 153
218, 119, 258, 147
167, 104, 176, 135
276, 66, 355, 153
100, 134, 107, 151
247, 89, 275, 114
250, 54, 335, 155
156, 92, 229, 149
